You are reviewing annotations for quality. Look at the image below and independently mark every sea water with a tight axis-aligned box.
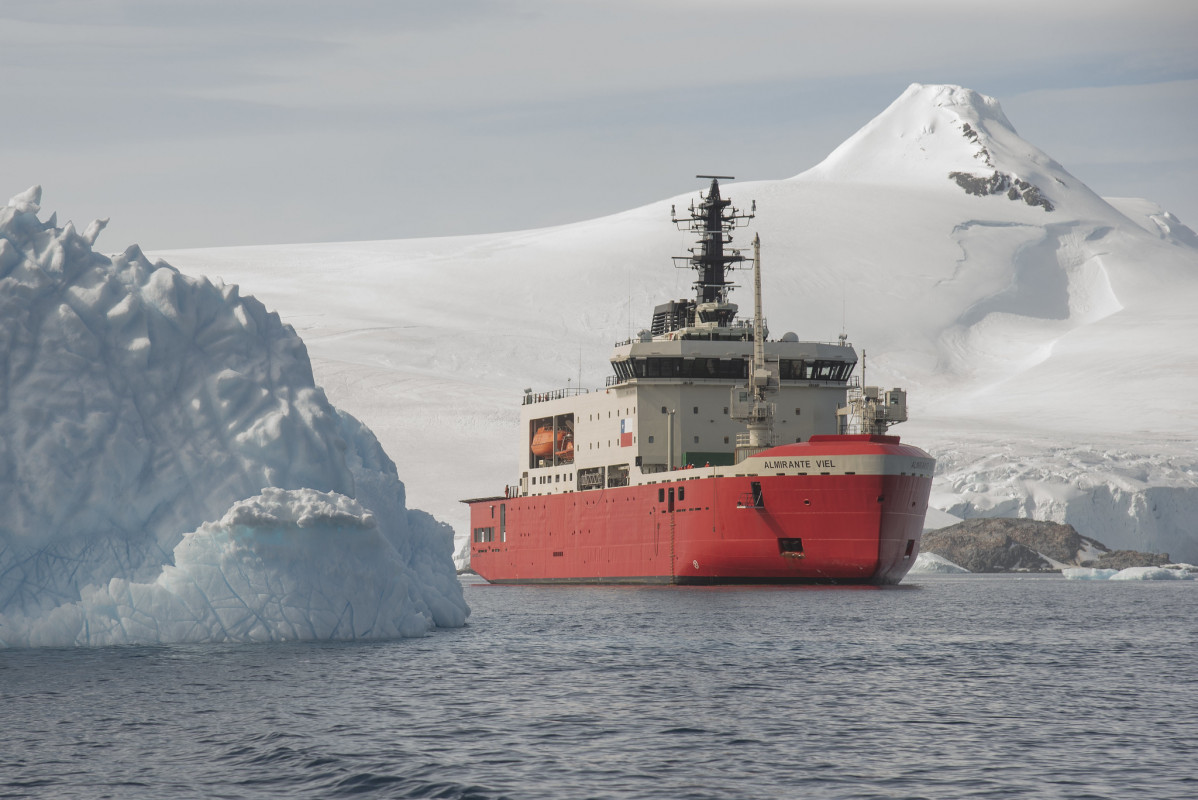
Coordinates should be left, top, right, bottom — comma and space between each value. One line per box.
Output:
2, 574, 1195, 799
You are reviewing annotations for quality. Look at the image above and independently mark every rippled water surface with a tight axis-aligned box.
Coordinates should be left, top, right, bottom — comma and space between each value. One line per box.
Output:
3, 574, 1196, 799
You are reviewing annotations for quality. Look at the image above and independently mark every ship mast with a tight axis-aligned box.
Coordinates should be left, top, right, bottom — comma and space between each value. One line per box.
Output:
665, 177, 776, 461
669, 176, 755, 330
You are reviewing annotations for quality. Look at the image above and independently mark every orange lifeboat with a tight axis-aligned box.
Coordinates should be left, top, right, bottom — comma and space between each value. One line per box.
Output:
531, 428, 575, 461
530, 427, 556, 457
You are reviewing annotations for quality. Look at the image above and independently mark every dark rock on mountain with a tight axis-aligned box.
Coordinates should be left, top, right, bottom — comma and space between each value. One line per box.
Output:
948, 170, 1055, 211
921, 518, 1165, 573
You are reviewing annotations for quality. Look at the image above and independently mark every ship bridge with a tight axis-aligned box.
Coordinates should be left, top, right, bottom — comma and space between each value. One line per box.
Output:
607, 337, 856, 387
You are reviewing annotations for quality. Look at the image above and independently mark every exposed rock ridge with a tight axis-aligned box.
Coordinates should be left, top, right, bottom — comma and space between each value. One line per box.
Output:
921, 518, 1168, 573
948, 170, 1055, 211
947, 116, 1055, 210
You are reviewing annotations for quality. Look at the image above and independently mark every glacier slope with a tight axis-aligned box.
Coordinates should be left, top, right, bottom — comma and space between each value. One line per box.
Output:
149, 84, 1198, 562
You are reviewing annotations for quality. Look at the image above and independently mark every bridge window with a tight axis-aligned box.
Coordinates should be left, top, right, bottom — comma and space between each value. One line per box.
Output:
779, 359, 855, 382
633, 357, 748, 380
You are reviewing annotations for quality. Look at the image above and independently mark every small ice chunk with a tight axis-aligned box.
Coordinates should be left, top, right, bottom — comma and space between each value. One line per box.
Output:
1109, 566, 1193, 581
1063, 566, 1193, 581
908, 552, 971, 574
1062, 567, 1119, 580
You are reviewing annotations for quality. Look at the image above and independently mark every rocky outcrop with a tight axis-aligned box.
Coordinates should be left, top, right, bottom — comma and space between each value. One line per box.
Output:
948, 170, 1055, 211
931, 446, 1198, 565
921, 518, 1168, 573
1082, 550, 1172, 570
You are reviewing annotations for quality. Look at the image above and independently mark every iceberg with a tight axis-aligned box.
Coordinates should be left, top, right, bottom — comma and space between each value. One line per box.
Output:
0, 188, 468, 646
907, 552, 971, 574
1108, 566, 1193, 581
1061, 566, 1193, 581
1060, 568, 1120, 581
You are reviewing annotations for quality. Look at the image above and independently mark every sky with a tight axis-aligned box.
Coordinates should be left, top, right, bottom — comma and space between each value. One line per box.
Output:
2, 0, 1196, 251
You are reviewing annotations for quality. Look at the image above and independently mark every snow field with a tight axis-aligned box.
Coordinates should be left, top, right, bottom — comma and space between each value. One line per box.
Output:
155, 84, 1198, 564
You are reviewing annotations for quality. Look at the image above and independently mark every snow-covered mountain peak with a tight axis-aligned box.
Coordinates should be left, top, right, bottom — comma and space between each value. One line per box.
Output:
800, 83, 1080, 215
884, 83, 1018, 138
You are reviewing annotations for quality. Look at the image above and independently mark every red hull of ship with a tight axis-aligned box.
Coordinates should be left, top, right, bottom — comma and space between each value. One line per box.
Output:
468, 440, 933, 585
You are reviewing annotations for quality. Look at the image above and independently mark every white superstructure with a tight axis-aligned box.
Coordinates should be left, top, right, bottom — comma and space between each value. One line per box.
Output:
516, 177, 909, 499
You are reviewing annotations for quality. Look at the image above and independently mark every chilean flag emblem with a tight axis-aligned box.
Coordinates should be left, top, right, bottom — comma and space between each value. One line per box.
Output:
619, 417, 633, 447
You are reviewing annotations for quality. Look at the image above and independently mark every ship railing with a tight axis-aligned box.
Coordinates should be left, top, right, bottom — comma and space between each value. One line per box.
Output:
736, 491, 764, 509
522, 386, 592, 405
614, 329, 852, 348
733, 431, 779, 464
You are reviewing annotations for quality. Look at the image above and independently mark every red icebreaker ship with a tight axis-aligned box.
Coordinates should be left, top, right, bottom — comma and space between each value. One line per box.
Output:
464, 177, 934, 584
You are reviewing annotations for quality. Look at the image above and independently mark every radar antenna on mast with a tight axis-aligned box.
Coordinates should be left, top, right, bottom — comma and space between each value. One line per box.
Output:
663, 176, 756, 332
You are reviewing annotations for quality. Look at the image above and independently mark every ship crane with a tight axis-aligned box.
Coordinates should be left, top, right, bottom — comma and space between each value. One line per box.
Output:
730, 232, 779, 460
